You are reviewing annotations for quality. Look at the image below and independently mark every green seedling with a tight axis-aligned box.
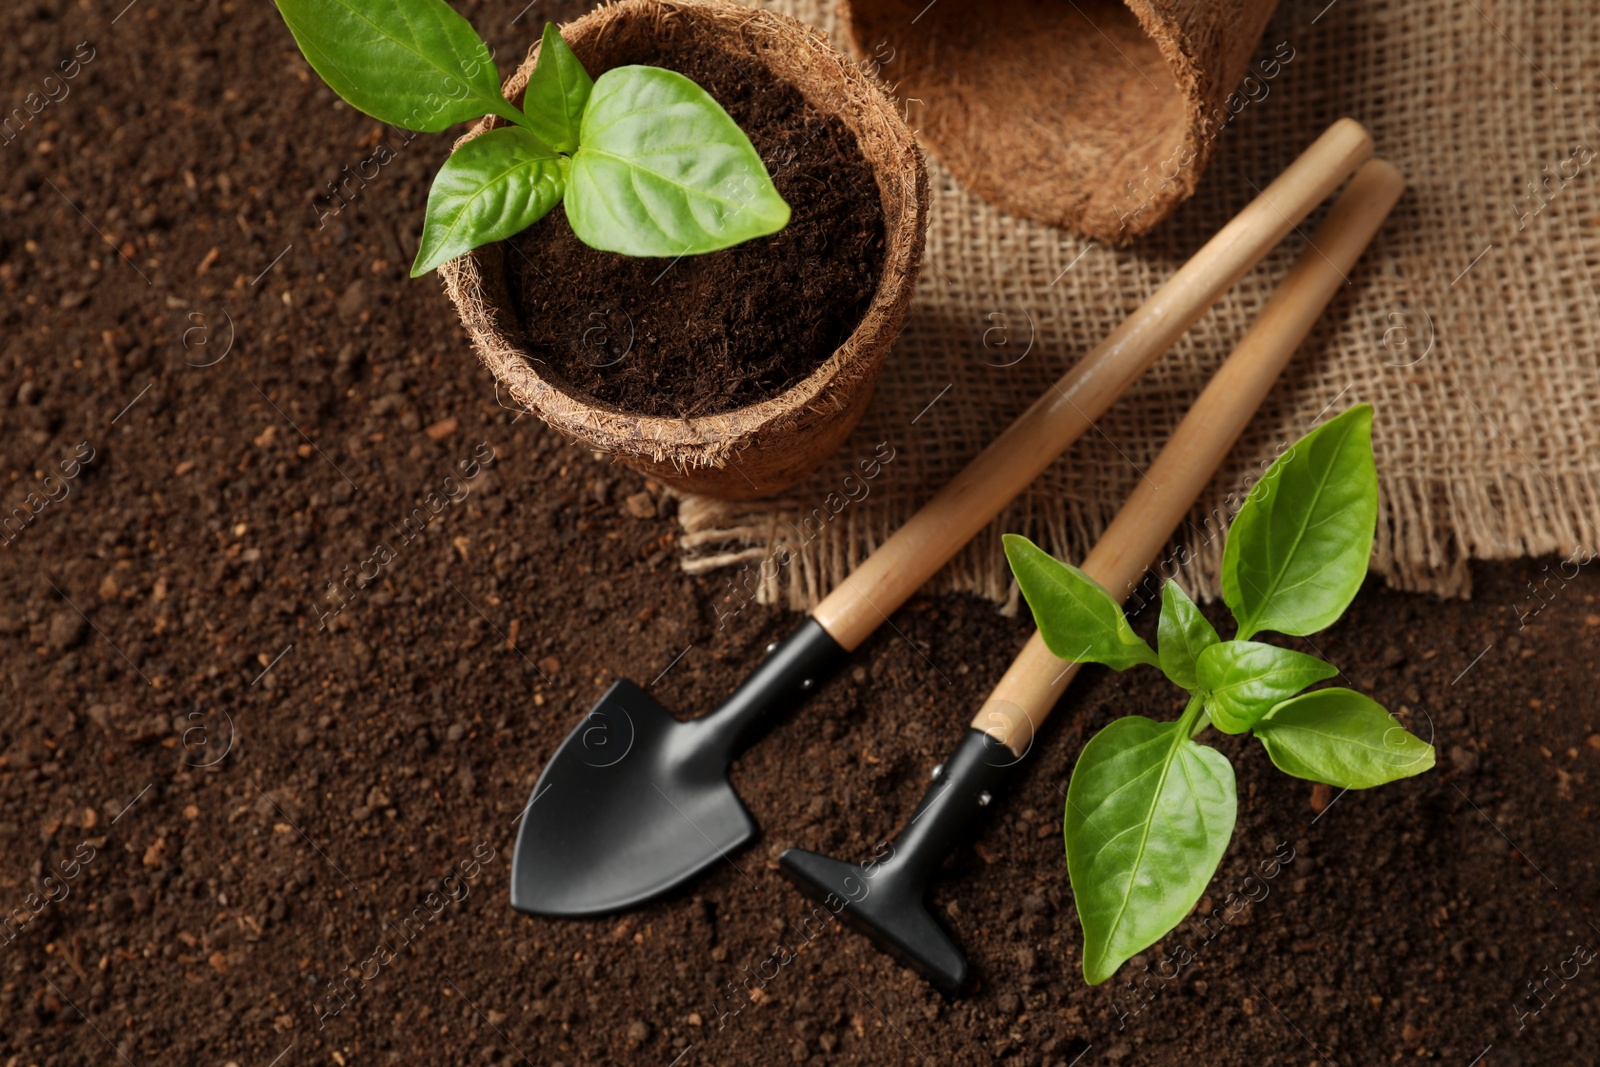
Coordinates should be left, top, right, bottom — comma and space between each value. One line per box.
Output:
273, 0, 791, 275
1005, 404, 1435, 985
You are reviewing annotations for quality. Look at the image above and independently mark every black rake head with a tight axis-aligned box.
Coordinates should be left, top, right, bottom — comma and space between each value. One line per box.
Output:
779, 846, 971, 994
779, 728, 1019, 994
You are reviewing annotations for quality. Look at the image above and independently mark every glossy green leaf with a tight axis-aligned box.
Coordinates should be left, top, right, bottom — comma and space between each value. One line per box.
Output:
1255, 688, 1435, 788
1196, 640, 1338, 733
520, 23, 592, 153
565, 66, 791, 256
274, 0, 521, 131
1222, 405, 1378, 640
1005, 535, 1158, 671
1156, 581, 1219, 690
411, 128, 566, 277
1065, 708, 1236, 984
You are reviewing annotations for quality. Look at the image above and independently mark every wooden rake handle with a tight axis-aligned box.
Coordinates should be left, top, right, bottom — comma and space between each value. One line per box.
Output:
812, 119, 1375, 652
972, 158, 1407, 755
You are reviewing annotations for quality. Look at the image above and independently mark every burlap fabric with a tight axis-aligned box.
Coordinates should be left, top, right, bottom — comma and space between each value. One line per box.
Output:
678, 0, 1600, 609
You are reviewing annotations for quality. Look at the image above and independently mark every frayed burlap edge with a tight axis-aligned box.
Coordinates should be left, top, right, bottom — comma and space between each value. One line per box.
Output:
677, 464, 1600, 615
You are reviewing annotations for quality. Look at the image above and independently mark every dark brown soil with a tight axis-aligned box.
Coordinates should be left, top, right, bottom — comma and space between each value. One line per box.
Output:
506, 34, 885, 418
1, 2, 1596, 1066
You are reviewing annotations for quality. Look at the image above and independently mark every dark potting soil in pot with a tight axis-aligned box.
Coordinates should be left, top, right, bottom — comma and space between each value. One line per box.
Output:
504, 38, 886, 419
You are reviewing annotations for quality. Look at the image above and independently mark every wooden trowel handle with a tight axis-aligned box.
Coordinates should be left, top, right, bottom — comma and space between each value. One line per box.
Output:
811, 118, 1374, 652
972, 158, 1406, 756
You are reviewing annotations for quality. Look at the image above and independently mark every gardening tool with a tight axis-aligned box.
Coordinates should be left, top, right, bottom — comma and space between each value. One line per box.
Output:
510, 120, 1376, 917
779, 158, 1406, 992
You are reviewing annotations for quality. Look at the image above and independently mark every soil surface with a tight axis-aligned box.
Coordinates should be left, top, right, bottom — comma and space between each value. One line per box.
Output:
506, 32, 885, 418
1, 2, 1597, 1066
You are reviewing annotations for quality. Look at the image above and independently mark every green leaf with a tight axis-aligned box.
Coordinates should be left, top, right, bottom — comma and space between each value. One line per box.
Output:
1255, 688, 1435, 788
1065, 708, 1236, 984
411, 128, 566, 277
1156, 581, 1219, 690
564, 66, 791, 256
1004, 535, 1158, 671
274, 0, 521, 131
520, 23, 591, 153
1196, 640, 1338, 733
1222, 405, 1378, 640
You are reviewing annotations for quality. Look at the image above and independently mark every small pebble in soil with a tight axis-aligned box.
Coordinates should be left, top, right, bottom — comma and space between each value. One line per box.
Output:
624, 492, 656, 519
47, 613, 88, 651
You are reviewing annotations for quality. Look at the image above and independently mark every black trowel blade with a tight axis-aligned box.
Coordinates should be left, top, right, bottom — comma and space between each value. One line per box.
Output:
510, 680, 754, 917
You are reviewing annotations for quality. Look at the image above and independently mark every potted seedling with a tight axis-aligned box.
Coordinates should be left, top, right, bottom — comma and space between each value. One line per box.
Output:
274, 0, 925, 499
1006, 404, 1435, 984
